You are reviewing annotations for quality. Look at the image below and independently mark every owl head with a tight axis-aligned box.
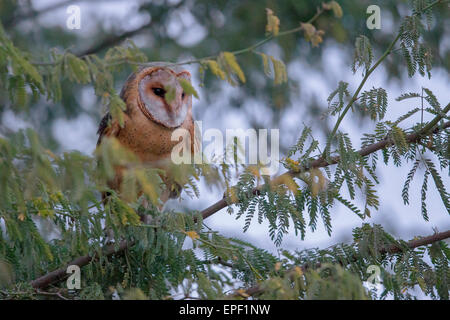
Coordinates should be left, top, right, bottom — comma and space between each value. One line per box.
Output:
124, 63, 192, 129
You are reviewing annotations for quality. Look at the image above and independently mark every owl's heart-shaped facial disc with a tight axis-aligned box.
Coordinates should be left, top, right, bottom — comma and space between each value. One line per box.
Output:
138, 68, 191, 128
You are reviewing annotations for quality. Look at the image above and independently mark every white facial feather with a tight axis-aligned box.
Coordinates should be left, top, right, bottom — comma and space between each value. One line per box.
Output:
138, 69, 190, 128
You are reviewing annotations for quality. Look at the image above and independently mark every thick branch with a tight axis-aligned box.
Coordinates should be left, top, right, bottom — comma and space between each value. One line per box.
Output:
383, 229, 450, 254
74, 0, 186, 56
30, 240, 130, 289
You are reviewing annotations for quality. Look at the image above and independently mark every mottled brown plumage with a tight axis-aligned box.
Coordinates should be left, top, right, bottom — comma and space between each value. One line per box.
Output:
97, 64, 197, 206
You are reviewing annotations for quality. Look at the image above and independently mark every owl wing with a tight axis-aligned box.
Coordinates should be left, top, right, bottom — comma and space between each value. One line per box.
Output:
96, 112, 121, 146
97, 72, 136, 146
97, 113, 122, 201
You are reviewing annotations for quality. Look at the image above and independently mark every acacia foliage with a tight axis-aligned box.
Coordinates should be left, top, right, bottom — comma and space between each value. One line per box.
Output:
0, 0, 449, 300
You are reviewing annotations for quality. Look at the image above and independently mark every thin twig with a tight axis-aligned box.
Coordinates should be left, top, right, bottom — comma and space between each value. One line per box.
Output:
322, 0, 443, 157
30, 6, 326, 69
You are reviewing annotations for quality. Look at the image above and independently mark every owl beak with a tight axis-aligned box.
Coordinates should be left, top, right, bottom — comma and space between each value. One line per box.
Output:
166, 86, 183, 117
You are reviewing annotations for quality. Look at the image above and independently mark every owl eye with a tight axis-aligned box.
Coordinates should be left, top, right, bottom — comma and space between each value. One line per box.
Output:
152, 87, 166, 97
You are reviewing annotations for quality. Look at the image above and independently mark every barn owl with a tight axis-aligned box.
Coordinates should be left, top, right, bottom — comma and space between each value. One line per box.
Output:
97, 63, 198, 208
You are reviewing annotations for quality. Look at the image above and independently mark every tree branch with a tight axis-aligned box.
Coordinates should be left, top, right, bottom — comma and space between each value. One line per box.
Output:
75, 21, 153, 57
4, 0, 182, 58
0, 288, 70, 300
4, 0, 75, 29
233, 229, 450, 299
29, 4, 326, 68
4, 0, 130, 29
322, 0, 444, 157
323, 32, 401, 157
31, 240, 130, 289
74, 0, 186, 56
